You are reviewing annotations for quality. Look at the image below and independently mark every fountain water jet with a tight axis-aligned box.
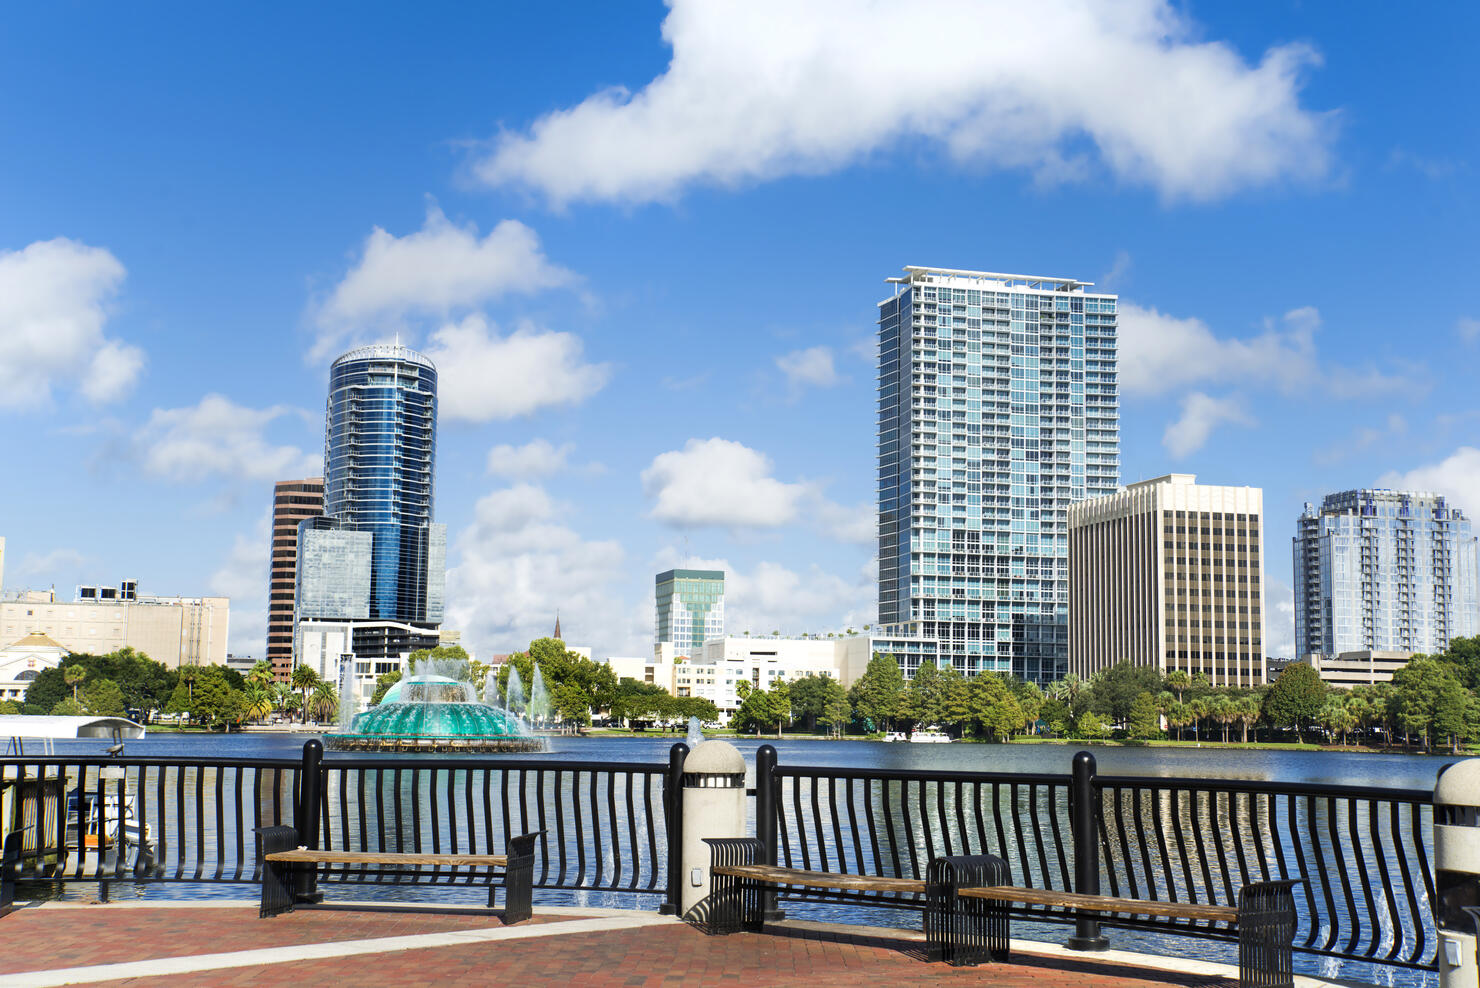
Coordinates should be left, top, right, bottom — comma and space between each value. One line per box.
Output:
324, 664, 544, 753
506, 667, 526, 717
337, 656, 356, 728
529, 666, 550, 726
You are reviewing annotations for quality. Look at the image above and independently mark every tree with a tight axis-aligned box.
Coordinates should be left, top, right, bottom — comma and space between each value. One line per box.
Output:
818, 680, 852, 738
242, 684, 274, 724
169, 665, 247, 729
1127, 691, 1162, 740
499, 639, 619, 718
1236, 694, 1262, 744
1263, 663, 1326, 742
291, 665, 320, 725
1436, 636, 1480, 692
731, 680, 788, 736
247, 660, 274, 688
1012, 680, 1045, 735
1390, 656, 1474, 752
937, 665, 971, 735
968, 674, 1022, 740
788, 674, 836, 733
1086, 661, 1164, 727
848, 653, 904, 732
63, 665, 86, 702
81, 678, 127, 717
551, 682, 593, 726
903, 660, 944, 729
310, 681, 339, 723
1164, 669, 1191, 706
408, 644, 472, 680
1073, 710, 1107, 740
50, 697, 84, 716
369, 670, 402, 706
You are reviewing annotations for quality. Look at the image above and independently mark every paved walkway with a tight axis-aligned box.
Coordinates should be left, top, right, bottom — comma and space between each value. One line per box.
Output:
0, 901, 1292, 987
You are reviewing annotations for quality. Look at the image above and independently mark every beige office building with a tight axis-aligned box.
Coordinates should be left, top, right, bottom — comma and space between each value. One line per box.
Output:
1069, 474, 1265, 687
0, 584, 229, 669
268, 478, 324, 681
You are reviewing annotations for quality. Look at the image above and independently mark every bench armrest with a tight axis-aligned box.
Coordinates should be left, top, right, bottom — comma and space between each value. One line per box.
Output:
704, 837, 763, 870
505, 831, 545, 862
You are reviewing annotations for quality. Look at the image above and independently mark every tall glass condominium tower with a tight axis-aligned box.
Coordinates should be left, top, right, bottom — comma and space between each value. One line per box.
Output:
321, 344, 446, 625
654, 569, 724, 658
1294, 489, 1478, 659
877, 267, 1118, 683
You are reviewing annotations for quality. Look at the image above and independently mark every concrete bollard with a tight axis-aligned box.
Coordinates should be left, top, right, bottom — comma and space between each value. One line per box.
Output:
679, 740, 748, 918
1436, 758, 1480, 986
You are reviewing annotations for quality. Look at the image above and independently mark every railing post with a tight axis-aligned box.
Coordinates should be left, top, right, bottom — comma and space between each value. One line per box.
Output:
294, 739, 324, 903
756, 744, 784, 922
660, 742, 688, 915
1066, 749, 1108, 951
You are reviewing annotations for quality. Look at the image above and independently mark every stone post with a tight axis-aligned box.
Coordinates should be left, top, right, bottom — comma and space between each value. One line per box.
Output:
1436, 759, 1480, 986
680, 740, 747, 918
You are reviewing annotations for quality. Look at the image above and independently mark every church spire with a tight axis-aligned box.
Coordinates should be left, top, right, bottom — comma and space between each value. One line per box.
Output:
553, 611, 562, 641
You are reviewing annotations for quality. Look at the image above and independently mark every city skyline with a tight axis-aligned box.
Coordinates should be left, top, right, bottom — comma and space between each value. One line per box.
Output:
1, 3, 1476, 665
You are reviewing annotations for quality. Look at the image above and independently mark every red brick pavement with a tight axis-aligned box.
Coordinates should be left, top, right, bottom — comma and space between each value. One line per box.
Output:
0, 905, 564, 974
3, 909, 1237, 988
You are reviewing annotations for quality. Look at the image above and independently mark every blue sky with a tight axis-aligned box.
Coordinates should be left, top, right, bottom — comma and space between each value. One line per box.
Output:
1, 1, 1476, 663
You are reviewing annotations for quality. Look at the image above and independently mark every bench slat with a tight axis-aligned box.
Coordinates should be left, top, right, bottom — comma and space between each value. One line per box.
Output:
265, 850, 508, 868
712, 864, 925, 895
959, 885, 1237, 923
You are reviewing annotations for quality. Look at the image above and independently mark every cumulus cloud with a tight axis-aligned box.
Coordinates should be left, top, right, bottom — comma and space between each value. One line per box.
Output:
209, 516, 269, 657
476, 0, 1332, 206
136, 394, 320, 483
776, 346, 840, 394
486, 439, 574, 478
313, 206, 574, 358
1162, 392, 1254, 457
813, 499, 875, 545
643, 438, 810, 528
1265, 578, 1295, 658
1314, 413, 1407, 465
426, 315, 611, 423
1120, 303, 1414, 399
445, 483, 642, 657
1458, 317, 1480, 344
12, 548, 92, 585
0, 237, 142, 407
1380, 447, 1480, 516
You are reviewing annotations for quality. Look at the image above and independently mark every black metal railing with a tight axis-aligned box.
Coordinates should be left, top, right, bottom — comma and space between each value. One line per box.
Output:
757, 747, 1437, 975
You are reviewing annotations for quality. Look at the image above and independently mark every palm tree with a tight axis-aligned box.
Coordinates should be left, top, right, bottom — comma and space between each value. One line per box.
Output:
291, 665, 320, 725
247, 660, 274, 688
1164, 669, 1191, 706
63, 665, 86, 702
1236, 695, 1261, 744
310, 681, 338, 724
243, 684, 273, 724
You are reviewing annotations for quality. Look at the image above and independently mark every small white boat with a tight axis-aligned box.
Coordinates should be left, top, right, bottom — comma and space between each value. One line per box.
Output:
882, 731, 909, 742
908, 730, 953, 743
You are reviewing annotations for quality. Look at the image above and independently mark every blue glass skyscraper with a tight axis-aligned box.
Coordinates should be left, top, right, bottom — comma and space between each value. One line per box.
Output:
877, 267, 1118, 684
320, 344, 446, 625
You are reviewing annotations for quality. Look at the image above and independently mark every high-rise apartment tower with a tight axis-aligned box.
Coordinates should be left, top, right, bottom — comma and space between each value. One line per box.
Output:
655, 569, 724, 659
1294, 489, 1478, 659
877, 266, 1118, 682
1068, 474, 1265, 686
267, 478, 323, 680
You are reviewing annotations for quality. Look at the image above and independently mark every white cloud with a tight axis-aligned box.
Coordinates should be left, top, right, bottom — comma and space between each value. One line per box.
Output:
486, 439, 574, 478
1458, 317, 1480, 344
0, 237, 143, 407
313, 206, 574, 358
426, 315, 611, 423
1314, 413, 1407, 465
1162, 392, 1254, 457
657, 550, 877, 638
813, 499, 875, 545
446, 484, 641, 658
1100, 249, 1133, 290
1120, 303, 1415, 399
210, 517, 270, 658
476, 0, 1331, 206
11, 548, 91, 586
1265, 578, 1295, 658
776, 346, 840, 394
136, 394, 320, 483
1380, 447, 1480, 517
643, 438, 810, 528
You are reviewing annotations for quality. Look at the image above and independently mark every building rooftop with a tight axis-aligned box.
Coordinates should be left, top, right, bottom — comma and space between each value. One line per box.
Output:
331, 343, 436, 371
885, 265, 1101, 294
5, 631, 69, 651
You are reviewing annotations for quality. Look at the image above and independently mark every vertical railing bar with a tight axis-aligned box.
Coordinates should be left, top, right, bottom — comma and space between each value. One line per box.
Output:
1188, 790, 1214, 905
1249, 791, 1272, 883
606, 771, 621, 890
564, 769, 580, 888
533, 768, 549, 886
775, 776, 792, 868
862, 775, 883, 878
156, 762, 170, 879
1286, 793, 1318, 950
1391, 800, 1423, 966
991, 782, 1008, 866
1047, 783, 1071, 891
792, 774, 812, 871
1367, 799, 1398, 961
1149, 787, 1177, 902
844, 776, 863, 875
1132, 788, 1158, 902
1092, 786, 1117, 899
644, 770, 660, 892
1306, 795, 1339, 951
192, 765, 206, 880
482, 768, 495, 858
1028, 783, 1051, 891
1227, 791, 1251, 894
1207, 790, 1234, 906
1110, 785, 1137, 899
829, 776, 847, 875
880, 777, 900, 878
913, 778, 931, 871
1346, 796, 1377, 957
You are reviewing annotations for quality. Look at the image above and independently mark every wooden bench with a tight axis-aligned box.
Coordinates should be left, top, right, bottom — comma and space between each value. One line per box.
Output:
255, 826, 542, 922
704, 841, 1298, 988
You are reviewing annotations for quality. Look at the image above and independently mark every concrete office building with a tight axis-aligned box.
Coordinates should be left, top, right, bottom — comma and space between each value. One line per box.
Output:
1294, 489, 1478, 661
1068, 475, 1265, 687
267, 478, 323, 681
654, 569, 724, 659
877, 266, 1118, 684
0, 581, 229, 668
295, 344, 447, 710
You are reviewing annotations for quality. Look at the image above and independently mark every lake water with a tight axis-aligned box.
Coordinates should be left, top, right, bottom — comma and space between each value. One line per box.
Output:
10, 731, 1454, 986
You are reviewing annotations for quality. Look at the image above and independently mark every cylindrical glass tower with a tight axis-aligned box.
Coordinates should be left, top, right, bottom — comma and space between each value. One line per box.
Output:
323, 344, 442, 624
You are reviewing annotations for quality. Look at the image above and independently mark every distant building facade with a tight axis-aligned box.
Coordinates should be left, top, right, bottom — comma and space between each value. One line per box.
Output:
1294, 489, 1478, 660
1308, 649, 1414, 689
654, 569, 724, 658
0, 582, 229, 668
877, 266, 1119, 685
267, 478, 323, 681
0, 631, 70, 702
294, 345, 447, 706
1069, 475, 1265, 687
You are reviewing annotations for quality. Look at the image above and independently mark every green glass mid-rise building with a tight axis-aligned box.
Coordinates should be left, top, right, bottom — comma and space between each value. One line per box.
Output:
877, 266, 1119, 684
655, 569, 725, 658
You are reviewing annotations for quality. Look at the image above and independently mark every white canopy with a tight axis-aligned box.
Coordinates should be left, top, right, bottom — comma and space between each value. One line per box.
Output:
0, 715, 145, 739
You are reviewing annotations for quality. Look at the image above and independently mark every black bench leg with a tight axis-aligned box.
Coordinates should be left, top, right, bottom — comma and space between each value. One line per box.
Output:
926, 854, 1010, 966
255, 826, 299, 919
1238, 879, 1299, 988
501, 832, 539, 924
702, 838, 765, 935
0, 827, 25, 915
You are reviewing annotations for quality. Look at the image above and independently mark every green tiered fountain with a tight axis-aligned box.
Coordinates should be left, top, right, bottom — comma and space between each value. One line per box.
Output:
325, 673, 544, 753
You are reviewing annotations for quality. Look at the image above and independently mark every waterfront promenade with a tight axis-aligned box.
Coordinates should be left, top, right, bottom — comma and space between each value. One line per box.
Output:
0, 900, 1356, 988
